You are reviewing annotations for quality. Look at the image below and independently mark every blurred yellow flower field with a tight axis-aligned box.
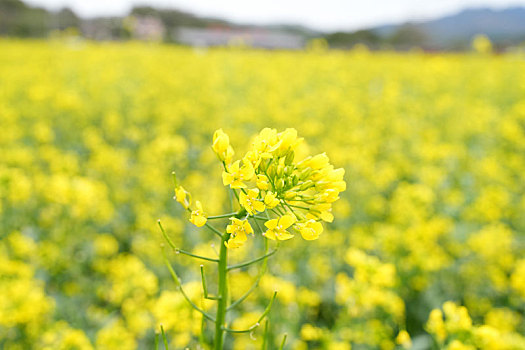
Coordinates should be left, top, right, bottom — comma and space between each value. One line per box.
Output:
1, 39, 525, 349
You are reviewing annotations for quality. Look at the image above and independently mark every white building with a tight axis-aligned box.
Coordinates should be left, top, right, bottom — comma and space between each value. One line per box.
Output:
176, 27, 304, 49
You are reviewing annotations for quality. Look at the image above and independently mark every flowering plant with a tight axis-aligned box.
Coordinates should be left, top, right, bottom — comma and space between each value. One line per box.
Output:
159, 128, 345, 349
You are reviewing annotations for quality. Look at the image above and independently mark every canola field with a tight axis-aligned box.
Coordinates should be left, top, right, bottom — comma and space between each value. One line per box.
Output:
1, 40, 525, 350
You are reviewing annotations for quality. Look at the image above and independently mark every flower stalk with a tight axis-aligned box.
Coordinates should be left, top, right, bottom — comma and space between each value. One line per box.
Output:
160, 127, 345, 348
214, 232, 229, 350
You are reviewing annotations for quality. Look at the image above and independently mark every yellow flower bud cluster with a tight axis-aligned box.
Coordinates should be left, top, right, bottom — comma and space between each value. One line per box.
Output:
218, 127, 346, 245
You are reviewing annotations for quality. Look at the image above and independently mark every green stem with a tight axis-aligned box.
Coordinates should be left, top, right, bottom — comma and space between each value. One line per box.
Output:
205, 222, 225, 238
227, 249, 277, 271
279, 333, 288, 350
207, 213, 238, 219
214, 233, 229, 349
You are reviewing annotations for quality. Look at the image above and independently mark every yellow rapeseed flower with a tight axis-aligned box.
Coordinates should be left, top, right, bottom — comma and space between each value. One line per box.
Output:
225, 218, 253, 249
174, 186, 191, 209
296, 219, 323, 240
222, 160, 255, 189
189, 201, 207, 227
264, 192, 280, 209
239, 189, 265, 215
264, 214, 295, 240
256, 174, 270, 190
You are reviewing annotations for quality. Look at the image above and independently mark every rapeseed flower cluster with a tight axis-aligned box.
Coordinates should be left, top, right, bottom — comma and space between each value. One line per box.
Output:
174, 128, 345, 249
223, 128, 344, 246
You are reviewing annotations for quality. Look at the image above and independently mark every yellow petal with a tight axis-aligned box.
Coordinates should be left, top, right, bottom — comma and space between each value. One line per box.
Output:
243, 221, 254, 235
191, 215, 207, 227
264, 219, 278, 229
279, 214, 296, 229
222, 172, 233, 186
264, 229, 277, 240
320, 211, 334, 223
276, 230, 294, 240
196, 200, 203, 212
253, 201, 265, 213
311, 221, 323, 235
231, 180, 247, 189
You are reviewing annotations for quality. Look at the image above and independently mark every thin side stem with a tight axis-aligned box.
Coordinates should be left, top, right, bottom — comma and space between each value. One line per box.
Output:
286, 203, 319, 212
201, 265, 220, 300
176, 248, 219, 263
279, 333, 288, 350
159, 220, 218, 262
227, 250, 277, 271
261, 320, 269, 350
160, 325, 168, 350
282, 202, 300, 220
163, 250, 216, 322
229, 188, 234, 212
207, 213, 237, 220
222, 291, 277, 333
205, 222, 225, 238
158, 220, 176, 250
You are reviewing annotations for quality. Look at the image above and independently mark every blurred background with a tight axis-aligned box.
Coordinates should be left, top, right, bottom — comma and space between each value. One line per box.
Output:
1, 0, 525, 51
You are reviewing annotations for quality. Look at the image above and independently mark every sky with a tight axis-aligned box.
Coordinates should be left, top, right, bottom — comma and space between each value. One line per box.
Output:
24, 0, 525, 31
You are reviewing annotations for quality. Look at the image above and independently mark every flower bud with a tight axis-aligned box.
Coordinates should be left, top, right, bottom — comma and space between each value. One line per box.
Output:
275, 178, 285, 192
267, 164, 276, 178
212, 129, 229, 153
285, 150, 295, 165
299, 167, 312, 180
259, 158, 270, 172
212, 129, 232, 162
300, 180, 314, 191
284, 191, 297, 200
256, 174, 270, 190
277, 163, 285, 178
292, 174, 299, 186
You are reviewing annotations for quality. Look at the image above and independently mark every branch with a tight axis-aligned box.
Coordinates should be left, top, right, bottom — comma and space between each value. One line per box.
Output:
158, 220, 177, 250
200, 265, 220, 300
222, 291, 277, 333
176, 248, 219, 263
158, 220, 219, 263
229, 188, 235, 212
279, 333, 288, 350
163, 249, 216, 322
227, 250, 277, 271
286, 203, 319, 212
205, 222, 224, 238
261, 320, 269, 350
282, 202, 300, 221
227, 271, 263, 311
207, 213, 238, 220
160, 325, 168, 350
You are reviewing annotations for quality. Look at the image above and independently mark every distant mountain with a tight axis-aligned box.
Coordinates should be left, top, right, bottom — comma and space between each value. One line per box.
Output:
372, 7, 525, 48
2, 0, 525, 50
